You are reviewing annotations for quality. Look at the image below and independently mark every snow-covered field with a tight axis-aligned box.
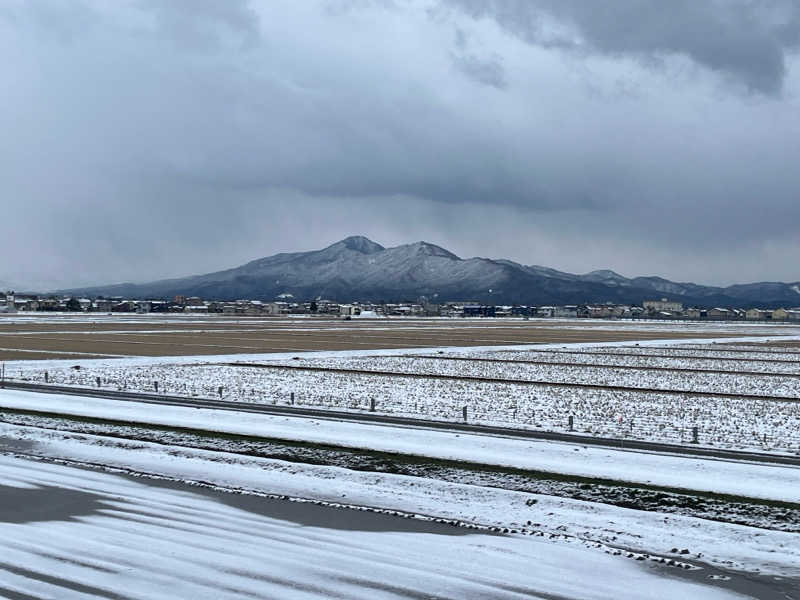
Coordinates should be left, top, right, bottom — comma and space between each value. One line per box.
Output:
254, 354, 800, 396
2, 328, 800, 597
3, 389, 798, 504
1, 425, 797, 592
9, 453, 720, 600
447, 349, 800, 374
14, 346, 800, 454
580, 346, 800, 362
667, 343, 800, 354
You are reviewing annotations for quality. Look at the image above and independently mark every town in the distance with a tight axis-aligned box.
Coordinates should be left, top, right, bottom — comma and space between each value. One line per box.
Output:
2, 291, 798, 321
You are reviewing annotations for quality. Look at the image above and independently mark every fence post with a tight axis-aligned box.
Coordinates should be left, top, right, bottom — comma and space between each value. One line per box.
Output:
154, 381, 158, 393
568, 415, 574, 432
691, 426, 699, 444
290, 392, 295, 405
44, 371, 48, 383
462, 406, 468, 423
370, 398, 376, 412
218, 386, 223, 398
96, 376, 101, 388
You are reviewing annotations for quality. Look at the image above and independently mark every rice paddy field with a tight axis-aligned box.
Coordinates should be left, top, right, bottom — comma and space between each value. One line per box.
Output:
7, 314, 800, 455
0, 313, 792, 360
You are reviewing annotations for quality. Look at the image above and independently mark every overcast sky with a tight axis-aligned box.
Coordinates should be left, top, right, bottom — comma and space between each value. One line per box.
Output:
2, 0, 800, 289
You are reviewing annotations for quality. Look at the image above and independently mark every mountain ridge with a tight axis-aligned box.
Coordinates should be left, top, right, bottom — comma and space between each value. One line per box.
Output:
58, 236, 800, 308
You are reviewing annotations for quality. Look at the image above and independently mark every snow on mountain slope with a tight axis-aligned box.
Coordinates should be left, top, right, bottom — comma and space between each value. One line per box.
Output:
580, 270, 631, 286
59, 236, 800, 306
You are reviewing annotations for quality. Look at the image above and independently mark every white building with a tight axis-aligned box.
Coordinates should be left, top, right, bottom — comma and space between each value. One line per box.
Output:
0, 293, 17, 313
554, 305, 578, 318
643, 298, 683, 312
339, 304, 361, 317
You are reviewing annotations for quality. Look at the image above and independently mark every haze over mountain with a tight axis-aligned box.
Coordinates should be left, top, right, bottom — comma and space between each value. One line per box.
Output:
62, 237, 800, 308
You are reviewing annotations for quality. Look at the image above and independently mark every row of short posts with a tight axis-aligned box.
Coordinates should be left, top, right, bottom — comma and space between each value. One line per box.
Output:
27, 373, 704, 447
53, 380, 705, 445
29, 375, 711, 446
285, 394, 378, 412
566, 414, 700, 444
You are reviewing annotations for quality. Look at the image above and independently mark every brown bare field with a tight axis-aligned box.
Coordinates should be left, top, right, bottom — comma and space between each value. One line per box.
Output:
0, 314, 790, 361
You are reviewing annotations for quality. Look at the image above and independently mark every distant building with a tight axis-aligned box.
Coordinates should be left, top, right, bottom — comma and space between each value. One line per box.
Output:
772, 308, 789, 321
554, 305, 578, 318
0, 292, 17, 313
643, 298, 683, 312
582, 305, 611, 318
184, 304, 209, 313
94, 299, 113, 312
771, 308, 800, 321
537, 306, 556, 318
462, 305, 496, 317
745, 308, 770, 320
339, 304, 361, 317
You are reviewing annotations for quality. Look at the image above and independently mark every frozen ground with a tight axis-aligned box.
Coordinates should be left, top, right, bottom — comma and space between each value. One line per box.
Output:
0, 439, 796, 599
13, 358, 800, 454
444, 349, 800, 374
2, 389, 799, 503
0, 456, 763, 600
2, 389, 800, 579
253, 354, 800, 396
7, 453, 673, 600
578, 346, 800, 362
2, 329, 799, 597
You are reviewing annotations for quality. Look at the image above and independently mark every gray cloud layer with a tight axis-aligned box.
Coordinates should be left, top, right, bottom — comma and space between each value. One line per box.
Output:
448, 0, 800, 94
1, 0, 798, 289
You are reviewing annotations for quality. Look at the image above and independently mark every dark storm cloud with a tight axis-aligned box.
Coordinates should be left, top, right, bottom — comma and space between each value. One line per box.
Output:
447, 0, 800, 95
0, 0, 799, 289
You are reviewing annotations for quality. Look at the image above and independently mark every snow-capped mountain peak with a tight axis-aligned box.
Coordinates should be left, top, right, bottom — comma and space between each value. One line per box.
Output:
59, 237, 800, 306
335, 236, 385, 254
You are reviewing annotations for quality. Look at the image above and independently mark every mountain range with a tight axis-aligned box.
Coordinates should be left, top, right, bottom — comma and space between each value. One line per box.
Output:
60, 236, 800, 307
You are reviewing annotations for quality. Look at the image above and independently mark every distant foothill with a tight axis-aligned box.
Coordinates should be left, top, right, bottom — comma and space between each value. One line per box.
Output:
4, 236, 800, 312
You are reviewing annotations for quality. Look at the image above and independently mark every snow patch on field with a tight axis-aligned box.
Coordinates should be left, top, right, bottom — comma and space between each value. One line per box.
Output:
13, 355, 800, 453
1, 431, 797, 582
1, 389, 798, 504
